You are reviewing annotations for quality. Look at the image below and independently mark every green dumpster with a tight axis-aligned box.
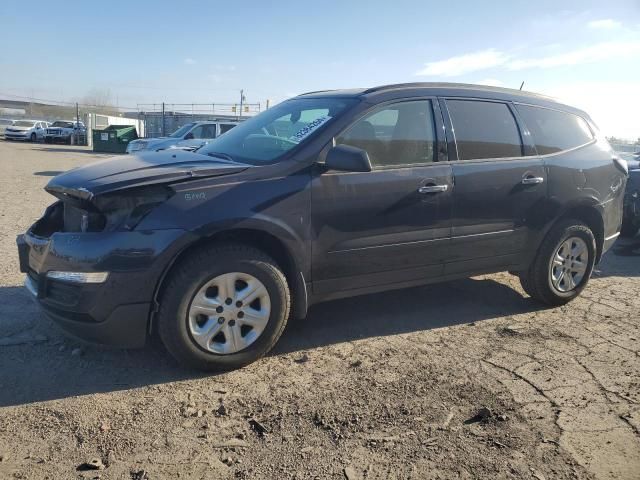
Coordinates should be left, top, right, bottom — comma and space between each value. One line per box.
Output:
93, 125, 138, 153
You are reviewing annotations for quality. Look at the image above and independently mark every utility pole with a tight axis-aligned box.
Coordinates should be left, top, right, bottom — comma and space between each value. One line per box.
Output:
239, 89, 245, 119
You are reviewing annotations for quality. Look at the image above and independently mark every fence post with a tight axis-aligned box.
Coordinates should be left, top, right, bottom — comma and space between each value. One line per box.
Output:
161, 102, 166, 136
87, 113, 93, 149
75, 102, 80, 145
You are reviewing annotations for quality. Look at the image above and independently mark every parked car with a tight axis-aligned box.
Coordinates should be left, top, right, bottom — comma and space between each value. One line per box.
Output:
619, 152, 640, 237
0, 118, 14, 138
4, 120, 49, 142
17, 83, 627, 370
44, 121, 86, 144
126, 121, 238, 153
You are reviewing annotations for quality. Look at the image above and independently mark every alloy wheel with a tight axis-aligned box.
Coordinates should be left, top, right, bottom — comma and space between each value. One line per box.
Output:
549, 236, 589, 293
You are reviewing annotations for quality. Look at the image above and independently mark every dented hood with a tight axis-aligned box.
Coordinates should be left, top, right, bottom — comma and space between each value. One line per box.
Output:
45, 149, 249, 199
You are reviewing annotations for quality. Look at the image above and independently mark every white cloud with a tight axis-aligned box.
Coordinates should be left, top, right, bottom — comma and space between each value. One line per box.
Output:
184, 58, 196, 65
415, 49, 509, 77
588, 19, 622, 29
507, 41, 640, 70
476, 78, 504, 87
213, 65, 236, 72
417, 39, 640, 79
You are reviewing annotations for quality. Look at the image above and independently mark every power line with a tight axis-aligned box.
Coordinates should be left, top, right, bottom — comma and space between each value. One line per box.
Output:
0, 92, 138, 110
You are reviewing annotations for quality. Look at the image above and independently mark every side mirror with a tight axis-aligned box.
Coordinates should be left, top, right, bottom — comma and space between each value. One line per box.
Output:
184, 132, 194, 140
325, 144, 372, 172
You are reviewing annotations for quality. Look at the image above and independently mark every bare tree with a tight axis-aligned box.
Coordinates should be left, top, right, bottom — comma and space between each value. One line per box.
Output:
73, 88, 119, 115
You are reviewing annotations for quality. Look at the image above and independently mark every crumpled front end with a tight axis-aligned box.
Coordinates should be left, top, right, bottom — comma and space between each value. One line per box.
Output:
17, 194, 192, 347
16, 181, 197, 347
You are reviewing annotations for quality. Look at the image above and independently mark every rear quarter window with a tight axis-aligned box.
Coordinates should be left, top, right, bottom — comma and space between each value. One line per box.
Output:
515, 104, 593, 155
446, 100, 523, 160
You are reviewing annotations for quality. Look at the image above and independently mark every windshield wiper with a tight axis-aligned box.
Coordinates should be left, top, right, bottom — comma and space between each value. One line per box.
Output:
206, 152, 234, 162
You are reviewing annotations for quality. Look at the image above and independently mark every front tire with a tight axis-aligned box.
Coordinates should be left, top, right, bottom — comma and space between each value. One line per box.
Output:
520, 219, 596, 306
30, 132, 36, 142
158, 244, 290, 371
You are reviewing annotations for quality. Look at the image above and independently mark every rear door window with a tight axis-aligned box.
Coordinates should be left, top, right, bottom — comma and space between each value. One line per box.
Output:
515, 104, 593, 155
446, 100, 523, 160
336, 100, 436, 167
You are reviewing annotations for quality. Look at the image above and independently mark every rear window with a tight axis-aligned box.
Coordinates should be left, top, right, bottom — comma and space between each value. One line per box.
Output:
447, 100, 522, 160
516, 104, 593, 155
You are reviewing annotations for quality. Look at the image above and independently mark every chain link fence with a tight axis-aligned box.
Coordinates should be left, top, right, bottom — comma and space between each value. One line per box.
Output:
136, 103, 261, 138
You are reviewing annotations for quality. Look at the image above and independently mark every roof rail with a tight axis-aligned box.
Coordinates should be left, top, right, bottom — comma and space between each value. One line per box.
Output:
298, 89, 338, 96
361, 82, 555, 101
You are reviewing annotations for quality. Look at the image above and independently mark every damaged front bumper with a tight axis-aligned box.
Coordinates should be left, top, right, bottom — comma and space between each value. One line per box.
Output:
17, 224, 190, 348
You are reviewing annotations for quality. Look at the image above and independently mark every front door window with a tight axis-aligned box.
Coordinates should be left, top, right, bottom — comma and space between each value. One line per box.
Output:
336, 100, 436, 168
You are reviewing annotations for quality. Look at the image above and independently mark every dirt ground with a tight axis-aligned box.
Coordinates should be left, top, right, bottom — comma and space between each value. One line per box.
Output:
0, 140, 638, 480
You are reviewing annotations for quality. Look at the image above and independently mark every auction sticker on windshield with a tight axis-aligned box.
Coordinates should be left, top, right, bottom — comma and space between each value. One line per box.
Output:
289, 116, 330, 143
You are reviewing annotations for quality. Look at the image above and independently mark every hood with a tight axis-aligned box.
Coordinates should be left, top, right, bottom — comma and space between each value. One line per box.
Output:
131, 137, 174, 148
8, 126, 32, 131
45, 149, 249, 199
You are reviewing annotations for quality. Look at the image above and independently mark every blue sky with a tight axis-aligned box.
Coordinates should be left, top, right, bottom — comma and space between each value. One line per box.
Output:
1, 0, 639, 138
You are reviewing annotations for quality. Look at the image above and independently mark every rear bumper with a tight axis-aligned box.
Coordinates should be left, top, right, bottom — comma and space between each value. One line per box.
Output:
17, 226, 192, 348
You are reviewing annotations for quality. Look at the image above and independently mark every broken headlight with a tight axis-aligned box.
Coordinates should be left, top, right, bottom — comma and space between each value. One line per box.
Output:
92, 185, 174, 232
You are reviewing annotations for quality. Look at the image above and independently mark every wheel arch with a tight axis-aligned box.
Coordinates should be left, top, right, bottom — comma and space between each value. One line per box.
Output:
556, 203, 605, 263
149, 227, 308, 336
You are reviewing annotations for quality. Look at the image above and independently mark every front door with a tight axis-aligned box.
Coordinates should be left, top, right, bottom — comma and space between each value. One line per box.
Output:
311, 99, 452, 295
442, 98, 547, 274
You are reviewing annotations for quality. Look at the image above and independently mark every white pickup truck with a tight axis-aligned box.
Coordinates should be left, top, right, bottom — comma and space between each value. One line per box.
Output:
44, 120, 86, 144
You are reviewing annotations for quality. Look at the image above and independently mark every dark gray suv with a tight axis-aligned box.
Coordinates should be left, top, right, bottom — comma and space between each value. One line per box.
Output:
18, 83, 627, 370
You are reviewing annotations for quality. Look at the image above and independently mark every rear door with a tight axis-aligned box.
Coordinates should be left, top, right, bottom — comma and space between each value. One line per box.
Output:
311, 98, 453, 295
441, 98, 546, 274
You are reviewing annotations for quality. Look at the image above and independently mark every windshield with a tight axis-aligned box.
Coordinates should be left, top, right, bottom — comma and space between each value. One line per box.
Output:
170, 123, 196, 138
199, 97, 356, 165
51, 121, 73, 128
15, 120, 36, 127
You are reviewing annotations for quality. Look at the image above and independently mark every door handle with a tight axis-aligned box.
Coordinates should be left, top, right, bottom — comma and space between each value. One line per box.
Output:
418, 184, 448, 194
521, 176, 544, 185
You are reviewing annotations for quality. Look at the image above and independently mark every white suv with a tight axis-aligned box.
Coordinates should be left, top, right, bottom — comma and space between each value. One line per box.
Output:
126, 121, 238, 153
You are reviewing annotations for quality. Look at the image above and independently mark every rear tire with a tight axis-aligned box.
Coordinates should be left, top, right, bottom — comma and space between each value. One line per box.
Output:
519, 219, 596, 306
30, 133, 36, 142
158, 244, 290, 371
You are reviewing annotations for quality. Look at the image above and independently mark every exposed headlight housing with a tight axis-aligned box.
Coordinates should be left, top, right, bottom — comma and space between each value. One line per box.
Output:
92, 185, 174, 232
47, 271, 109, 283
